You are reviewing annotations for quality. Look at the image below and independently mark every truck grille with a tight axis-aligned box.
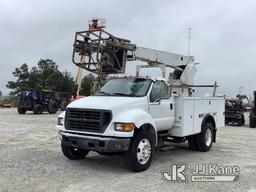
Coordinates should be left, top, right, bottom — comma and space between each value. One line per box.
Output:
65, 108, 112, 133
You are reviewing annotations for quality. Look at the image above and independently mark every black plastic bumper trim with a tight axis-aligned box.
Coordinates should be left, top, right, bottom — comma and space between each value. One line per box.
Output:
60, 132, 131, 152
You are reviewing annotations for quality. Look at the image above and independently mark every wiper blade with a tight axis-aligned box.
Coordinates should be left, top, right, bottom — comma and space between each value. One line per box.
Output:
112, 92, 136, 96
97, 91, 112, 96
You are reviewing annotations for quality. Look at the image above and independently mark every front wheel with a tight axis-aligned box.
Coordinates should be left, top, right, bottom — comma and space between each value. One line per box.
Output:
125, 130, 153, 172
61, 143, 89, 160
17, 107, 26, 114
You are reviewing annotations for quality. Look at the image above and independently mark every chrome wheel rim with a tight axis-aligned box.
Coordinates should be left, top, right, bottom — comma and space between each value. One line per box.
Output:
205, 128, 212, 147
137, 138, 151, 165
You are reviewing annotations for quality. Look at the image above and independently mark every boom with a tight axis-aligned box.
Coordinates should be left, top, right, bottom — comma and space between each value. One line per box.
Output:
72, 24, 197, 85
130, 46, 194, 70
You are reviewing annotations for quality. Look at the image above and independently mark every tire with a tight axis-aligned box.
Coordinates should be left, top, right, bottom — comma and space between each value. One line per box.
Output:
33, 104, 43, 114
194, 122, 214, 152
237, 119, 243, 127
125, 130, 153, 172
237, 114, 244, 126
188, 135, 197, 150
17, 107, 26, 114
48, 102, 58, 114
250, 117, 256, 128
61, 143, 89, 160
242, 115, 245, 126
60, 100, 69, 111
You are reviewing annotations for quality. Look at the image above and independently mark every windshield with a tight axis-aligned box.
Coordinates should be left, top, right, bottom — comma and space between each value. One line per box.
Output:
97, 78, 152, 97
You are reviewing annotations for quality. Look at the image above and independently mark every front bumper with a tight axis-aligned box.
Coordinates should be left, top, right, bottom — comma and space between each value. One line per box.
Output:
59, 131, 131, 152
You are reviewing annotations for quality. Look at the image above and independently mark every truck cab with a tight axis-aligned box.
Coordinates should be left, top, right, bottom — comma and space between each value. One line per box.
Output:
57, 76, 224, 172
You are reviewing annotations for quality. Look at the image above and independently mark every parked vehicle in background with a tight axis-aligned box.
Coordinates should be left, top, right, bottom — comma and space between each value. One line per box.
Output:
55, 92, 71, 111
244, 105, 252, 112
225, 99, 245, 126
241, 97, 252, 111
17, 90, 58, 114
249, 91, 256, 128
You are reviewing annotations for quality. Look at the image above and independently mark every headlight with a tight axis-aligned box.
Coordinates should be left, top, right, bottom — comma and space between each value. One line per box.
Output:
57, 117, 64, 126
114, 123, 135, 132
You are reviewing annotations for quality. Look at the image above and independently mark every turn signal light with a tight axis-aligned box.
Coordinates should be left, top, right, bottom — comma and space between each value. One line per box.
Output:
123, 123, 135, 132
115, 123, 135, 132
57, 117, 64, 126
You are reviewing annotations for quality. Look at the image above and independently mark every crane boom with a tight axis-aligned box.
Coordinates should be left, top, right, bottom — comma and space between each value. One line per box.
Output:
130, 46, 194, 70
72, 27, 197, 85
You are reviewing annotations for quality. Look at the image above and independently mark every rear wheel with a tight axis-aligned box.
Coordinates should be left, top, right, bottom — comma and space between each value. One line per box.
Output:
33, 104, 43, 114
61, 143, 89, 160
196, 122, 213, 152
125, 130, 153, 172
188, 135, 197, 150
250, 116, 256, 128
48, 102, 58, 114
17, 107, 26, 114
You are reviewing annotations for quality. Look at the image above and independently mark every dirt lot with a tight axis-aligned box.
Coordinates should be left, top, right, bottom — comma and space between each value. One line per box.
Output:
0, 108, 255, 192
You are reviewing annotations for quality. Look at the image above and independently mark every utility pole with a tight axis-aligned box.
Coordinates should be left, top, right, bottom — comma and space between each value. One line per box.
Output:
188, 27, 192, 56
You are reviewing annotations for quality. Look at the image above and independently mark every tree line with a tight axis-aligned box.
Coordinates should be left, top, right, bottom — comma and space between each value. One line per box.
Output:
6, 59, 96, 96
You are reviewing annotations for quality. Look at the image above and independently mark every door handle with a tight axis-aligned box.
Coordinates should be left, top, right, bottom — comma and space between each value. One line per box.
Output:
170, 103, 173, 110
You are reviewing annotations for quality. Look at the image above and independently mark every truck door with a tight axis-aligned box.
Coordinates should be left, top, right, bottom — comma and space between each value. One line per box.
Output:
149, 80, 174, 131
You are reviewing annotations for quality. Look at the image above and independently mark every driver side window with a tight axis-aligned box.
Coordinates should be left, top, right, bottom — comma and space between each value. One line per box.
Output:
150, 80, 169, 102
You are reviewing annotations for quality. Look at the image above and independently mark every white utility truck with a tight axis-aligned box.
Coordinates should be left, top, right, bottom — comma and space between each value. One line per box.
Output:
56, 20, 224, 172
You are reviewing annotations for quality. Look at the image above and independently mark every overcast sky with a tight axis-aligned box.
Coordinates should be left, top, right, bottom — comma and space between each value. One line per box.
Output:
0, 0, 255, 97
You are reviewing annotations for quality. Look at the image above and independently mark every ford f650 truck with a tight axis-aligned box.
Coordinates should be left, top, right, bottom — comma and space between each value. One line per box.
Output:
56, 76, 224, 172
56, 23, 224, 172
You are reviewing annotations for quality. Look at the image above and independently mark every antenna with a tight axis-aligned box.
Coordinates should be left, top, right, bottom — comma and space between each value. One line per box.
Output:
188, 27, 192, 56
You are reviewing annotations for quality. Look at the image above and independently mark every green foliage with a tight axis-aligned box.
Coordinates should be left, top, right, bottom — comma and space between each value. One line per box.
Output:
6, 59, 75, 95
0, 90, 2, 96
0, 96, 18, 107
80, 74, 96, 96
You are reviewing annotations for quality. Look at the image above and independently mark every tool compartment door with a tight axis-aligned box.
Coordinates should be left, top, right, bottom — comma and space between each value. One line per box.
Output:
193, 98, 224, 134
182, 99, 195, 135
170, 97, 224, 137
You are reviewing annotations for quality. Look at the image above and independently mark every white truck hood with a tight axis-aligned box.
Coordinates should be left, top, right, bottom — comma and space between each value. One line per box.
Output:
67, 96, 147, 110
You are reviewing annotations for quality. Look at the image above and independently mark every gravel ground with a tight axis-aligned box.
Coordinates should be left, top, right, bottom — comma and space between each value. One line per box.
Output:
0, 108, 256, 192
